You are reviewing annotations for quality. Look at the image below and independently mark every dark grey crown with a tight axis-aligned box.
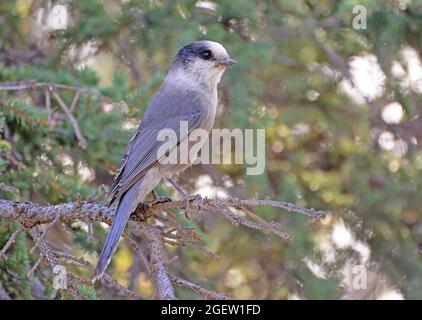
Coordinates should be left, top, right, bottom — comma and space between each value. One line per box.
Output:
174, 41, 214, 65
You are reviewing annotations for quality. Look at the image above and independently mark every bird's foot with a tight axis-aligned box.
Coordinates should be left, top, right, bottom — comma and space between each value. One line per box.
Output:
154, 196, 172, 204
186, 194, 202, 202
183, 194, 202, 220
151, 189, 172, 203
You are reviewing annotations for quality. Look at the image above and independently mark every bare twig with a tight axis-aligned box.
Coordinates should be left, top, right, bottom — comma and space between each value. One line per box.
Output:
312, 34, 381, 111
29, 228, 58, 267
69, 90, 81, 113
27, 255, 43, 277
0, 225, 24, 259
1, 124, 26, 170
0, 81, 108, 101
0, 183, 20, 195
30, 214, 60, 254
169, 274, 229, 300
123, 234, 151, 274
52, 90, 87, 149
45, 87, 53, 127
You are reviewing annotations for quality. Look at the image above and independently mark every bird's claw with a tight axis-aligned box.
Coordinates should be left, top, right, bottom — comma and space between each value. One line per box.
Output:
183, 194, 202, 220
151, 189, 172, 203
153, 195, 172, 204
186, 194, 202, 202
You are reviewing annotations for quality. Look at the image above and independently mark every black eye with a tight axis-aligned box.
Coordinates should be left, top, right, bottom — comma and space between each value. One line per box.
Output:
201, 49, 212, 60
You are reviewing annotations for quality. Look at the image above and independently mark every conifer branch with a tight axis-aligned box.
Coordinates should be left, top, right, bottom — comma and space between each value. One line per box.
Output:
0, 196, 324, 300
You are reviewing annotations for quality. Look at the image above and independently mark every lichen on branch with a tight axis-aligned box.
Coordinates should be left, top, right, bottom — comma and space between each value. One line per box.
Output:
0, 196, 324, 299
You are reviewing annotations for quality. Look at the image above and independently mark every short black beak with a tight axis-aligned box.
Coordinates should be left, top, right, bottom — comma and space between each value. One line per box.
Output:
217, 57, 237, 66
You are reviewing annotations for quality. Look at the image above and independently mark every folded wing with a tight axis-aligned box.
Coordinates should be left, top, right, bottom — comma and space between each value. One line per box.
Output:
108, 86, 206, 204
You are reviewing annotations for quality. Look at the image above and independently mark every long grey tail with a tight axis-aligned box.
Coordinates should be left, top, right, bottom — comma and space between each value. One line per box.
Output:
93, 169, 161, 281
93, 186, 139, 281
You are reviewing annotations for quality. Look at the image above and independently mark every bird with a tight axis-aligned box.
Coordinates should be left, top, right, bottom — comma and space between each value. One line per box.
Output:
94, 40, 236, 280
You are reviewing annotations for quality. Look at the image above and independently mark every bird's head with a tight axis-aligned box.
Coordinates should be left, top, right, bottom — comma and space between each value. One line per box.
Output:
172, 40, 236, 89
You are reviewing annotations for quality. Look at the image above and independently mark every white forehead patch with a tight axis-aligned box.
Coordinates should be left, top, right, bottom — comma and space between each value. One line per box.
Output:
203, 41, 228, 57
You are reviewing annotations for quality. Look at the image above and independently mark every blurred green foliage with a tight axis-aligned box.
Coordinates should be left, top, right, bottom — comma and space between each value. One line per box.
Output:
1, 0, 422, 299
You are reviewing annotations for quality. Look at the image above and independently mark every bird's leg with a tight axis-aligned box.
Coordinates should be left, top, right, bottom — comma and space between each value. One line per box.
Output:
150, 188, 172, 203
167, 177, 202, 220
167, 177, 201, 202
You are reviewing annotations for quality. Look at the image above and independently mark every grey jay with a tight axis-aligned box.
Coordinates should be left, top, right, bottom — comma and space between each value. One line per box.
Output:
94, 40, 236, 280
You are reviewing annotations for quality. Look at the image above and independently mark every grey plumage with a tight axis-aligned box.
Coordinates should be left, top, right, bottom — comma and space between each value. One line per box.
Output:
94, 40, 235, 280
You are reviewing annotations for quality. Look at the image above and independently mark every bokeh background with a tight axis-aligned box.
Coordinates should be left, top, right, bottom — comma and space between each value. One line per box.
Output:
1, 0, 422, 299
